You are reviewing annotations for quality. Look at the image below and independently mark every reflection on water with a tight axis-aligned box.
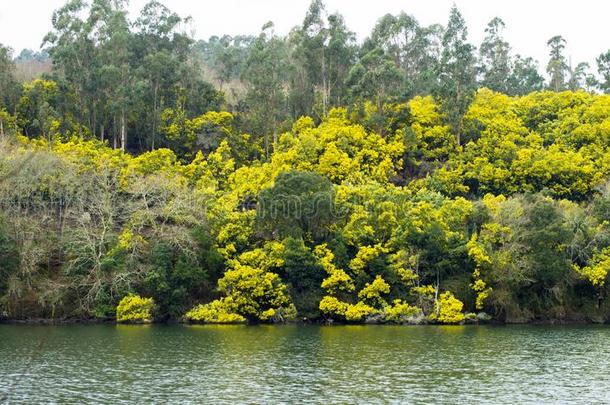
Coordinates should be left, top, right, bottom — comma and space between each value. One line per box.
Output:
1, 324, 610, 403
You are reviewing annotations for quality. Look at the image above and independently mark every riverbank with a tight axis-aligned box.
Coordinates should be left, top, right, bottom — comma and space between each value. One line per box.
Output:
0, 316, 603, 326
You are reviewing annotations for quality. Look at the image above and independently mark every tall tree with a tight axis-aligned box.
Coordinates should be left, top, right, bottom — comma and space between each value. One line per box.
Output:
434, 6, 477, 145
596, 50, 610, 93
567, 61, 591, 91
289, 1, 355, 118
346, 47, 401, 111
93, 0, 132, 150
133, 0, 191, 150
479, 17, 511, 93
0, 44, 18, 113
508, 55, 545, 95
0, 44, 19, 137
546, 35, 568, 91
324, 13, 356, 108
368, 12, 439, 97
43, 0, 96, 136
241, 22, 289, 158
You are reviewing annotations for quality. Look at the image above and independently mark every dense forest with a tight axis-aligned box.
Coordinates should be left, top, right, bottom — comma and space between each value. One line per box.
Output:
3, 0, 610, 324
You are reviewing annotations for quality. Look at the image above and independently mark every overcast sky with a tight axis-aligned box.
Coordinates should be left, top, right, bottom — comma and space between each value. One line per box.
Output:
1, 0, 609, 72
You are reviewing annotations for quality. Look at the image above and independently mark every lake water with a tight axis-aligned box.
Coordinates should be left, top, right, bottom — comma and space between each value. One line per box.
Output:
1, 324, 609, 404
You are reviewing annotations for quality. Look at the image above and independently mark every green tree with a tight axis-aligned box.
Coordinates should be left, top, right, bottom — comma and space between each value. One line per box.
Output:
132, 0, 195, 150
242, 22, 289, 157
257, 170, 335, 240
43, 0, 97, 136
596, 50, 610, 93
368, 12, 439, 97
16, 79, 59, 138
479, 18, 511, 93
0, 217, 19, 305
508, 55, 545, 95
434, 6, 477, 144
546, 35, 568, 91
0, 44, 19, 116
280, 237, 325, 317
567, 61, 591, 91
346, 48, 402, 111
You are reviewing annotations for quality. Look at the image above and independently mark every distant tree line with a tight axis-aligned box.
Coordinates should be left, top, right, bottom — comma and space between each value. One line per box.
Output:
1, 1, 610, 156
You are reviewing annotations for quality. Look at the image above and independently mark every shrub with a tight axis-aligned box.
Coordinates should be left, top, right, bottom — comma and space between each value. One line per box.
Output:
184, 298, 246, 324
464, 312, 478, 323
358, 275, 390, 308
383, 299, 422, 323
344, 301, 376, 322
477, 312, 492, 322
116, 294, 154, 323
430, 291, 465, 324
216, 264, 293, 321
319, 295, 348, 317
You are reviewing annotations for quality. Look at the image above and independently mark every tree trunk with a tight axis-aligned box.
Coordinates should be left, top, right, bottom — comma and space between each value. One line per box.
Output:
120, 110, 126, 152
321, 46, 328, 117
152, 82, 158, 151
113, 115, 117, 149
92, 106, 96, 140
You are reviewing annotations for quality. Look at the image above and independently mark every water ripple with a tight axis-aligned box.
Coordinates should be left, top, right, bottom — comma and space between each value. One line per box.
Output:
1, 324, 610, 404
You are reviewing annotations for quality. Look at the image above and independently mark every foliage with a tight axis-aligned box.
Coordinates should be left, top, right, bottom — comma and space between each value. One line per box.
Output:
184, 298, 246, 324
5, 0, 610, 326
573, 247, 610, 287
116, 294, 154, 323
430, 291, 465, 324
383, 299, 422, 323
211, 261, 294, 322
344, 301, 376, 322
257, 170, 334, 239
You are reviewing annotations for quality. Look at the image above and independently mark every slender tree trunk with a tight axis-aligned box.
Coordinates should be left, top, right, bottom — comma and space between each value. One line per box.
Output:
0, 118, 4, 137
100, 123, 105, 142
92, 106, 96, 139
113, 115, 117, 149
456, 82, 462, 146
120, 109, 126, 152
434, 271, 440, 316
152, 82, 158, 150
321, 47, 328, 116
78, 86, 84, 138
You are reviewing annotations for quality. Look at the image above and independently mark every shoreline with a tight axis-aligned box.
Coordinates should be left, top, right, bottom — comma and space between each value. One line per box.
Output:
0, 317, 605, 326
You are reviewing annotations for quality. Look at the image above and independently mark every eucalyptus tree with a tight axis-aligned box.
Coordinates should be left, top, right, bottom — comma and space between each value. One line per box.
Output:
434, 5, 477, 144
87, 0, 133, 149
507, 55, 545, 95
596, 50, 610, 93
290, 0, 326, 117
479, 18, 544, 95
368, 12, 439, 97
324, 13, 356, 108
479, 17, 511, 93
289, 0, 355, 118
345, 47, 402, 111
133, 0, 191, 150
0, 44, 19, 137
43, 0, 97, 136
0, 44, 18, 113
546, 35, 568, 91
241, 22, 289, 157
567, 61, 591, 91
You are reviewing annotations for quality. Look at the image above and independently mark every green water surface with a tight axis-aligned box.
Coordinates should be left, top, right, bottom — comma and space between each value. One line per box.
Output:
1, 324, 608, 403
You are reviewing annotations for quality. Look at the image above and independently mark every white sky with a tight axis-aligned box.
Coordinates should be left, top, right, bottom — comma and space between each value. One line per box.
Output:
1, 0, 609, 73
